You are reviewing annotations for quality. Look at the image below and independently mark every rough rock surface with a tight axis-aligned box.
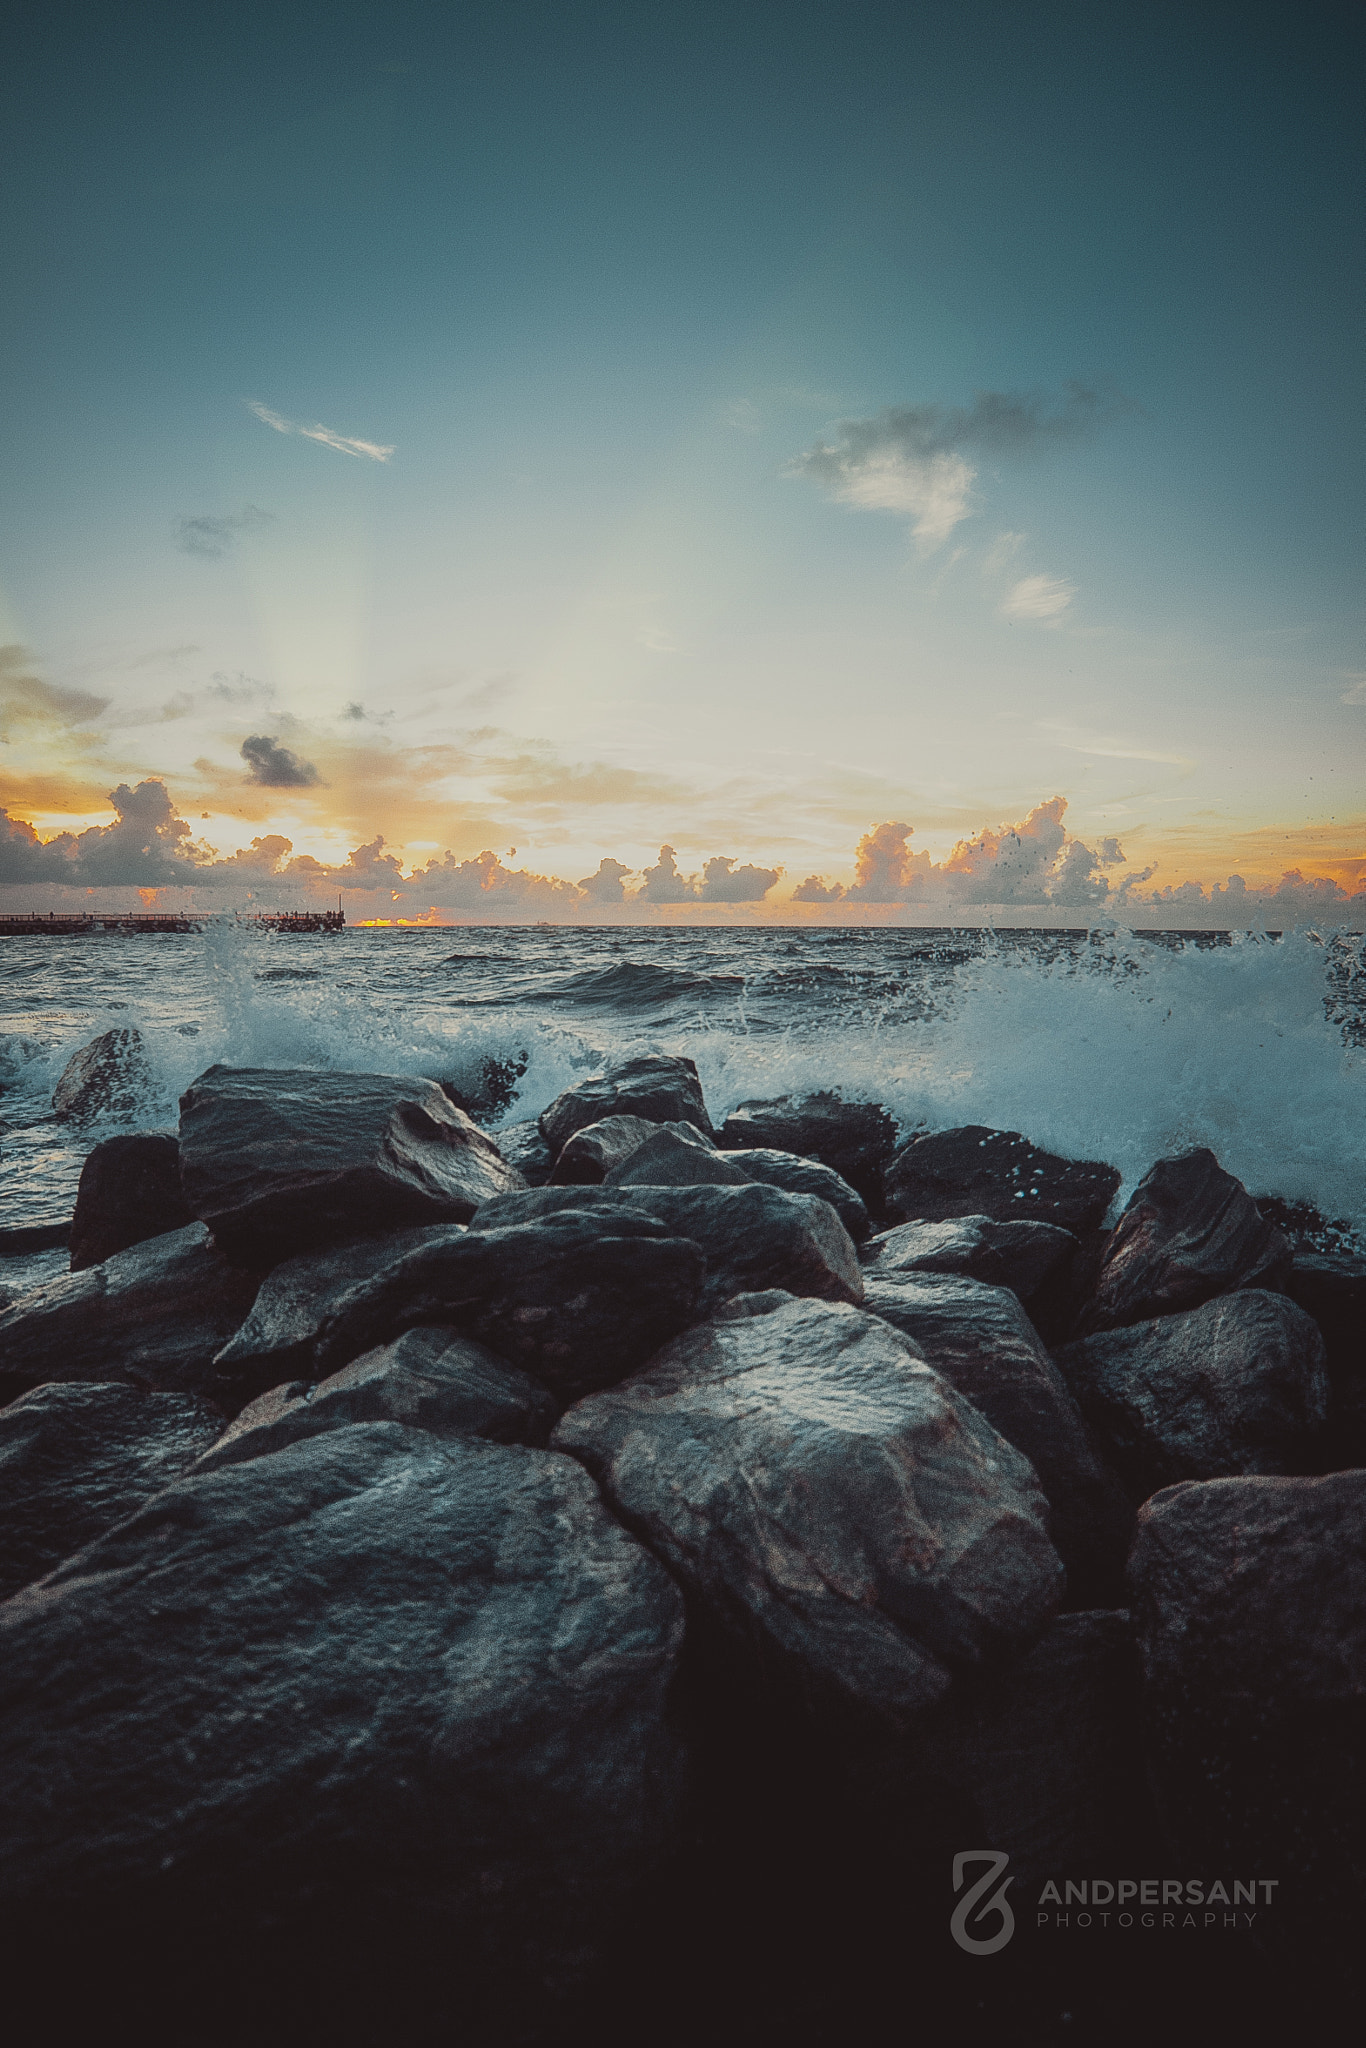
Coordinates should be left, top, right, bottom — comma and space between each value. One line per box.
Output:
551, 1115, 701, 1184
68, 1129, 193, 1271
726, 1149, 870, 1243
1288, 1250, 1366, 1466
1075, 1148, 1291, 1335
606, 1124, 747, 1188
197, 1328, 557, 1472
0, 1224, 260, 1413
1129, 1472, 1366, 1930
0, 1423, 687, 1966
491, 1117, 554, 1187
862, 1272, 1133, 1605
178, 1066, 526, 1266
601, 1182, 863, 1312
884, 1125, 1120, 1233
1055, 1289, 1329, 1495
717, 1091, 898, 1208
552, 1294, 1063, 1720
312, 1208, 706, 1398
538, 1054, 713, 1156
863, 1213, 1076, 1298
51, 1027, 150, 1122
0, 1382, 223, 1599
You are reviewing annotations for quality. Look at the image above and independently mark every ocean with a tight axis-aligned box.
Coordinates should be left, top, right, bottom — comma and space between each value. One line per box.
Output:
2, 921, 1363, 1288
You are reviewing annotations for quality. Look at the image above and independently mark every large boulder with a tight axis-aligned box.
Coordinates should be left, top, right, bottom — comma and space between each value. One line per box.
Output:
196, 1329, 557, 1473
1074, 1148, 1291, 1335
1055, 1290, 1329, 1496
69, 1129, 193, 1271
551, 1114, 690, 1185
538, 1054, 713, 1157
1288, 1250, 1366, 1467
177, 1066, 526, 1267
311, 1209, 707, 1399
0, 1382, 222, 1599
726, 1150, 870, 1243
1128, 1472, 1366, 1945
717, 1091, 898, 1209
862, 1212, 1076, 1299
606, 1125, 749, 1189
552, 1293, 1063, 1721
0, 1423, 687, 1983
0, 1225, 259, 1413
51, 1027, 151, 1122
884, 1125, 1120, 1233
862, 1271, 1133, 1605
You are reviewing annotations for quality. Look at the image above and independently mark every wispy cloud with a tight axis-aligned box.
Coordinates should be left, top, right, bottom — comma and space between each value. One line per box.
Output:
174, 504, 274, 558
1001, 573, 1076, 625
1342, 674, 1366, 705
246, 399, 394, 462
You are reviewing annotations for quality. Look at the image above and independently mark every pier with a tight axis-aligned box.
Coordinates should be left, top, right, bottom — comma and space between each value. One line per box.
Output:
0, 907, 346, 937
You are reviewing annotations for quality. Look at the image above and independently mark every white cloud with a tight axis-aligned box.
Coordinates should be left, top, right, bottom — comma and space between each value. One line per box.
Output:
831, 450, 976, 552
1342, 674, 1366, 705
1002, 573, 1076, 625
246, 399, 394, 463
983, 530, 1026, 575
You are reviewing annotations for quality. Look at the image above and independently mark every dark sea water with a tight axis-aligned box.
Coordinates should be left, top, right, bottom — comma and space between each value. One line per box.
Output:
2, 921, 1363, 1287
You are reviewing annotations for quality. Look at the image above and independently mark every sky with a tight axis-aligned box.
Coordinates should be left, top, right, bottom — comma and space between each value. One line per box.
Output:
1, 0, 1363, 922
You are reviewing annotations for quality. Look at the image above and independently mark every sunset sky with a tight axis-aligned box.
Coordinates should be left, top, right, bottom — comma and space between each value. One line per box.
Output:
2, 1, 1363, 919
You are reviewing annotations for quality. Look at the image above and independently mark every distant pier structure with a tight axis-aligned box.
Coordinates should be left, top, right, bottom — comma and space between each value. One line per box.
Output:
0, 903, 346, 937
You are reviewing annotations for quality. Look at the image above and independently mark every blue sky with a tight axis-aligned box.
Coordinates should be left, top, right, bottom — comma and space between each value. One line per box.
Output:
2, 0, 1363, 915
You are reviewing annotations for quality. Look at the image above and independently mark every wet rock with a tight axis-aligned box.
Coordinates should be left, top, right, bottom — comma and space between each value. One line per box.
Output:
862, 1271, 1133, 1605
196, 1328, 557, 1473
211, 1227, 459, 1396
0, 1382, 222, 1599
552, 1294, 1062, 1721
51, 1027, 151, 1122
551, 1114, 697, 1184
1074, 1148, 1292, 1335
607, 1125, 749, 1189
491, 1117, 554, 1187
69, 1129, 193, 1271
0, 1423, 687, 1976
717, 1091, 898, 1209
1056, 1289, 1329, 1496
178, 1066, 526, 1266
726, 1150, 870, 1243
0, 1222, 71, 1256
1288, 1250, 1366, 1467
539, 1053, 713, 1157
863, 1213, 1076, 1298
1128, 1471, 1366, 1939
601, 1182, 863, 1313
884, 1125, 1120, 1233
312, 1209, 707, 1400
0, 1224, 259, 1413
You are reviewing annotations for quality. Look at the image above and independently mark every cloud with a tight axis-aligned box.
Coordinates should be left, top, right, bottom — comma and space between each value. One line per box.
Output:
174, 504, 274, 559
578, 856, 632, 903
791, 875, 846, 902
209, 672, 274, 706
408, 846, 581, 912
1001, 574, 1076, 625
698, 856, 781, 902
0, 779, 207, 887
637, 845, 696, 903
1342, 675, 1366, 706
847, 820, 927, 901
0, 646, 109, 739
247, 399, 394, 462
240, 734, 323, 788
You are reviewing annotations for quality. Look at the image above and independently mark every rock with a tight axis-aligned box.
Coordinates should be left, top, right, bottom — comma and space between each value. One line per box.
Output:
726, 1150, 870, 1243
311, 1209, 707, 1400
607, 1125, 750, 1189
0, 1222, 71, 1256
491, 1117, 554, 1187
717, 1091, 898, 1209
0, 1383, 222, 1599
552, 1295, 1062, 1720
51, 1027, 151, 1122
196, 1328, 557, 1473
1288, 1250, 1366, 1466
596, 1182, 863, 1313
538, 1053, 713, 1156
0, 1224, 260, 1414
551, 1114, 697, 1184
211, 1227, 460, 1395
1128, 1471, 1366, 1942
1055, 1290, 1329, 1496
178, 1066, 526, 1266
884, 1125, 1120, 1233
1074, 1148, 1292, 1335
0, 1423, 687, 1974
863, 1213, 1076, 1298
862, 1272, 1133, 1605
68, 1129, 193, 1271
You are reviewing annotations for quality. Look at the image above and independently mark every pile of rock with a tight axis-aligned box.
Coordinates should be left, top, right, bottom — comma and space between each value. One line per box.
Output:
0, 1049, 1361, 2018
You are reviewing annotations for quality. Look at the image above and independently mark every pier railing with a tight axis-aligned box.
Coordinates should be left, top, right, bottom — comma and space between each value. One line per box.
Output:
0, 909, 346, 937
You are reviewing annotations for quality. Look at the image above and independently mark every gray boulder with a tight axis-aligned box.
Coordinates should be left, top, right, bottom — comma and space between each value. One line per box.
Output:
1287, 1249, 1366, 1467
538, 1053, 713, 1156
0, 1224, 259, 1413
551, 1114, 700, 1184
606, 1125, 749, 1188
1056, 1289, 1329, 1496
726, 1149, 870, 1243
863, 1271, 1133, 1605
196, 1328, 557, 1473
51, 1027, 151, 1122
0, 1423, 687, 1973
552, 1294, 1063, 1721
69, 1129, 192, 1271
177, 1066, 526, 1266
1075, 1148, 1291, 1335
863, 1212, 1075, 1298
885, 1125, 1120, 1233
717, 1091, 898, 1209
0, 1382, 222, 1599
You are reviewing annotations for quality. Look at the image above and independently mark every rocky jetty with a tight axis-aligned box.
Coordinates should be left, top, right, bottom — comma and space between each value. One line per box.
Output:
1, 1053, 1361, 2034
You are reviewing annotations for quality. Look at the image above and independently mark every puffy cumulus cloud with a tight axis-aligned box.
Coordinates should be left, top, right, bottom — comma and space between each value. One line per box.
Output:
791, 875, 846, 902
940, 796, 1075, 902
174, 505, 273, 559
848, 821, 931, 901
637, 845, 696, 903
698, 856, 781, 902
831, 801, 1127, 910
577, 856, 632, 903
241, 734, 323, 788
0, 780, 208, 887
0, 646, 109, 739
1137, 869, 1366, 918
1001, 573, 1075, 625
408, 847, 582, 913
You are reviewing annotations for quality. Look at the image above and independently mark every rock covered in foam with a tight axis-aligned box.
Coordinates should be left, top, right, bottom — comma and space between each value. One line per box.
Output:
51, 1027, 151, 1123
